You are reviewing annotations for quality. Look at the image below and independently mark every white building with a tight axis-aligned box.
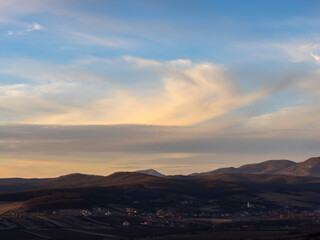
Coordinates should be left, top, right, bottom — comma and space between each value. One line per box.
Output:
123, 221, 130, 227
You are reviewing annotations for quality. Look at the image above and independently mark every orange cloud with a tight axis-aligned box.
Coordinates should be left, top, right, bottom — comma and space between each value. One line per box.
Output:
18, 57, 264, 126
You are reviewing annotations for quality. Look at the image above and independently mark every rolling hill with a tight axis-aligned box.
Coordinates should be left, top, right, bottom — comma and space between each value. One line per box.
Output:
0, 172, 160, 194
279, 157, 320, 177
0, 170, 320, 211
0, 156, 319, 196
194, 157, 320, 177
0, 156, 319, 211
135, 169, 165, 177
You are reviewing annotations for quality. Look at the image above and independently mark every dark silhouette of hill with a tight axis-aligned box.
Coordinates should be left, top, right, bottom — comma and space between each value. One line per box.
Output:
0, 172, 246, 210
199, 173, 320, 191
280, 157, 320, 177
135, 169, 165, 177
0, 156, 319, 195
41, 172, 161, 188
0, 172, 161, 194
0, 178, 48, 185
102, 172, 161, 186
195, 160, 295, 175
0, 156, 319, 211
238, 160, 296, 174
42, 173, 105, 187
194, 157, 320, 177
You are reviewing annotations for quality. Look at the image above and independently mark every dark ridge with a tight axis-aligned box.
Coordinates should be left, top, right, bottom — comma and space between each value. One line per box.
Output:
193, 157, 320, 177
135, 169, 165, 177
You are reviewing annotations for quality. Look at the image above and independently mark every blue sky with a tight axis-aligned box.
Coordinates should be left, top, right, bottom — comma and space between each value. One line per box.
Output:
0, 0, 320, 177
2, 0, 320, 63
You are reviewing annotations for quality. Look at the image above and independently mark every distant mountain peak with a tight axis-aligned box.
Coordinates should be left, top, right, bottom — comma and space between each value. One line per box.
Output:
135, 169, 165, 177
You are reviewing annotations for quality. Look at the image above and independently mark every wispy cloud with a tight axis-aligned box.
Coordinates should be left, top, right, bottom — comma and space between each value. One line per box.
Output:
0, 0, 170, 48
246, 68, 320, 132
1, 55, 316, 130
0, 57, 264, 125
67, 31, 134, 48
275, 42, 320, 63
7, 22, 45, 36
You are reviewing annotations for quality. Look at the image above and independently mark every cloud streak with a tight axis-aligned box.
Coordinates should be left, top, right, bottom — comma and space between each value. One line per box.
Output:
0, 123, 319, 177
275, 42, 320, 63
0, 57, 267, 125
7, 22, 44, 36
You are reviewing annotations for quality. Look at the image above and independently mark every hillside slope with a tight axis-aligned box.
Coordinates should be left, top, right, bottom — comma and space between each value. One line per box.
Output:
195, 157, 320, 177
135, 169, 165, 177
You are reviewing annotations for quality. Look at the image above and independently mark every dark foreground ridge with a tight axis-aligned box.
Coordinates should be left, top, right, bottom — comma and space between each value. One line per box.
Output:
0, 157, 320, 239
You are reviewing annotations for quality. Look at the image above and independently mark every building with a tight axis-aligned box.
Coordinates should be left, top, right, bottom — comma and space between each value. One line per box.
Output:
123, 221, 130, 227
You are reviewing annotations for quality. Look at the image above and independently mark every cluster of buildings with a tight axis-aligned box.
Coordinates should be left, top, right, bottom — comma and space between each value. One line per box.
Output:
80, 207, 112, 217
126, 208, 138, 216
4, 202, 320, 231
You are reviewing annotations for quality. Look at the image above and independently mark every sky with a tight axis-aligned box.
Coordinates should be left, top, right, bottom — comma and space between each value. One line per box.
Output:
1, 0, 320, 177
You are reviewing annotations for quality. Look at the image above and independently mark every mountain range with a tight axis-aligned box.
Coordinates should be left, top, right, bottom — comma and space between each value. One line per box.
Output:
191, 156, 320, 178
1, 171, 320, 212
0, 157, 319, 193
0, 158, 319, 213
0, 156, 318, 198
134, 157, 320, 178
